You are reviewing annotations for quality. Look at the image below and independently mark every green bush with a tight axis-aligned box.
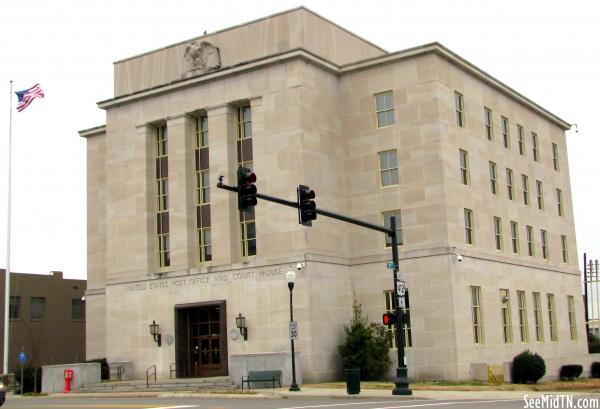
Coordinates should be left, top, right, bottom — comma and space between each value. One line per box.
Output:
338, 300, 392, 381
512, 350, 546, 384
559, 365, 583, 380
588, 332, 600, 353
591, 362, 600, 378
86, 358, 110, 380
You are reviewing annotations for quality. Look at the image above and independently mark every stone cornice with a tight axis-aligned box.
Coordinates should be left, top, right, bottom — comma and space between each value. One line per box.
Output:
78, 125, 106, 139
97, 43, 571, 131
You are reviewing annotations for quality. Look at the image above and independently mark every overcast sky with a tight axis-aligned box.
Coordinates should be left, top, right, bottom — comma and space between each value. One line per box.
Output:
0, 0, 598, 280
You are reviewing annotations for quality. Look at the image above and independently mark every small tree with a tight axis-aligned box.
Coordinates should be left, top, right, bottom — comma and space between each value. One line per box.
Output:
512, 350, 546, 384
338, 300, 392, 380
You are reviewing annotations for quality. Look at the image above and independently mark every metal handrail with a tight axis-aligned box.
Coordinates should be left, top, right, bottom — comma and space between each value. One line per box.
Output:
146, 365, 156, 388
170, 362, 176, 379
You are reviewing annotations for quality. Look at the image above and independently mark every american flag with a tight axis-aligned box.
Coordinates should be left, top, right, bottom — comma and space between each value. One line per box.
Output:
15, 83, 44, 112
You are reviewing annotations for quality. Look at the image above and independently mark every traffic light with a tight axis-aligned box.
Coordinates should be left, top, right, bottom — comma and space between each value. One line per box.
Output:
382, 312, 396, 326
237, 167, 257, 211
297, 185, 317, 226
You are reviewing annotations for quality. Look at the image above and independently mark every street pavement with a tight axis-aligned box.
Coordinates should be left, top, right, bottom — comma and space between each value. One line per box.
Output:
2, 388, 599, 409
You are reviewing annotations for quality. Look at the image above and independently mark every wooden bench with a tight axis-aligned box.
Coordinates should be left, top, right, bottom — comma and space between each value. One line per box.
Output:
241, 370, 282, 389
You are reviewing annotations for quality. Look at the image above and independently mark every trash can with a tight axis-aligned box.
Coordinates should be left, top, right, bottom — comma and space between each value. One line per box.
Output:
345, 368, 360, 395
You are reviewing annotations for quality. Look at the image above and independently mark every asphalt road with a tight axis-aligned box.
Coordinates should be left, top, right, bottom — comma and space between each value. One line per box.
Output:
0, 395, 558, 409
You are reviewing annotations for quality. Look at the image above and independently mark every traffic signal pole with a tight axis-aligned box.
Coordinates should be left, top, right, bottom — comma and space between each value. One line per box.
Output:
217, 176, 411, 395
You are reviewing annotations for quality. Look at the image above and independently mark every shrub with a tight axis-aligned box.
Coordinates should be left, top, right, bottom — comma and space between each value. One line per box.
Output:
559, 365, 583, 381
588, 332, 600, 353
591, 362, 600, 378
338, 300, 392, 380
512, 350, 546, 384
86, 358, 110, 380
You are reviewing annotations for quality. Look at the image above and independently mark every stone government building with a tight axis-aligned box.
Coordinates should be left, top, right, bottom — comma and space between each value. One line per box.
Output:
80, 7, 587, 382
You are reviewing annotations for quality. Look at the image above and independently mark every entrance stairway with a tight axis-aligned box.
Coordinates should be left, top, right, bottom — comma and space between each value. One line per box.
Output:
77, 376, 238, 393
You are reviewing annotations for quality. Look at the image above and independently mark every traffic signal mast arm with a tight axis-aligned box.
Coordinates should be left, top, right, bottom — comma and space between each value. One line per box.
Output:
217, 175, 410, 395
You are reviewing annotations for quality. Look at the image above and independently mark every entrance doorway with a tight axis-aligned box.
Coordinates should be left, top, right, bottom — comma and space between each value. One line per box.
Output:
175, 300, 228, 378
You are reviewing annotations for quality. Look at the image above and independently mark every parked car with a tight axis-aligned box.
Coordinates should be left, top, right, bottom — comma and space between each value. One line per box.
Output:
0, 381, 5, 406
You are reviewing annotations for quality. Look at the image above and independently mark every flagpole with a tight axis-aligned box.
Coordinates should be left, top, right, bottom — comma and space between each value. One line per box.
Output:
3, 80, 13, 375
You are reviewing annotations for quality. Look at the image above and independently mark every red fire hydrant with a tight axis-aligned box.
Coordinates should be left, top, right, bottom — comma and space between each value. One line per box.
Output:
64, 369, 73, 393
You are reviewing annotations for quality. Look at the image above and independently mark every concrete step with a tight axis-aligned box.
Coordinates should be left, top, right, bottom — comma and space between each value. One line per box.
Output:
78, 376, 237, 393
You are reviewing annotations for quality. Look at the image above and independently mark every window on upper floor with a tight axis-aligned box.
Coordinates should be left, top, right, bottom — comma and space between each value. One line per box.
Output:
375, 91, 395, 128
547, 293, 557, 341
155, 124, 170, 269
455, 91, 465, 127
536, 180, 544, 210
471, 286, 484, 344
459, 149, 470, 185
237, 105, 256, 258
567, 295, 577, 341
517, 125, 525, 156
526, 225, 535, 257
489, 161, 498, 195
484, 107, 493, 140
464, 209, 474, 245
556, 188, 564, 217
9, 296, 20, 320
532, 132, 539, 162
195, 115, 212, 263
494, 216, 503, 251
30, 297, 45, 320
517, 290, 529, 343
561, 235, 569, 264
552, 143, 560, 171
506, 168, 514, 200
510, 221, 519, 254
378, 150, 399, 187
541, 229, 549, 260
522, 175, 530, 205
533, 292, 544, 342
72, 298, 85, 320
501, 116, 510, 149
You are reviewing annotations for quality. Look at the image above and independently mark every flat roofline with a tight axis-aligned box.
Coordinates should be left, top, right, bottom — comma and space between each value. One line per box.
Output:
97, 43, 571, 130
79, 125, 106, 138
113, 6, 386, 65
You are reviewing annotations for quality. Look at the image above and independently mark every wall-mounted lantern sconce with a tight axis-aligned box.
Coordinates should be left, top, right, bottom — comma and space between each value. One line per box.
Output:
236, 313, 248, 341
149, 320, 161, 347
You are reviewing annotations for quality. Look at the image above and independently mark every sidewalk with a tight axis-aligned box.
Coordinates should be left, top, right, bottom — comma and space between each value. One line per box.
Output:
39, 386, 598, 400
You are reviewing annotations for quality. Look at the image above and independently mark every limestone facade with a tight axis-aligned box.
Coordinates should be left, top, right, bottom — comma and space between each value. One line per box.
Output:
80, 7, 586, 382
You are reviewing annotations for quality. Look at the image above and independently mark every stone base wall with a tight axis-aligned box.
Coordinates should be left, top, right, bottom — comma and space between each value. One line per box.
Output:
41, 362, 101, 393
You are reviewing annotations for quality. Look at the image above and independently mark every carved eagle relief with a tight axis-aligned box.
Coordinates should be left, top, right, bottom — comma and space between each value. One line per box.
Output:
182, 41, 221, 79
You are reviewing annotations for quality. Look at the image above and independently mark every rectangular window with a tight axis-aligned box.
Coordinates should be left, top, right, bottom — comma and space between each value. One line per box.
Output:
493, 217, 503, 251
455, 91, 465, 127
561, 235, 568, 263
484, 107, 493, 140
510, 221, 519, 254
72, 299, 85, 320
536, 180, 544, 210
506, 168, 514, 200
501, 116, 510, 149
384, 290, 412, 348
556, 189, 563, 217
195, 116, 212, 263
533, 292, 544, 342
489, 161, 498, 195
526, 225, 535, 256
155, 125, 170, 268
522, 174, 529, 205
237, 106, 256, 258
464, 209, 474, 245
517, 291, 529, 343
500, 289, 513, 343
541, 229, 548, 259
383, 211, 403, 247
30, 297, 45, 320
552, 143, 560, 171
379, 150, 399, 187
471, 286, 484, 344
547, 293, 557, 341
9, 296, 20, 320
532, 132, 539, 162
567, 295, 577, 341
459, 149, 469, 185
375, 91, 395, 128
518, 125, 525, 155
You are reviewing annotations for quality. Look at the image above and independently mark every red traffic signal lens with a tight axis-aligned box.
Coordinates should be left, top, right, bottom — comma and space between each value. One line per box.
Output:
382, 313, 395, 326
247, 172, 256, 184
